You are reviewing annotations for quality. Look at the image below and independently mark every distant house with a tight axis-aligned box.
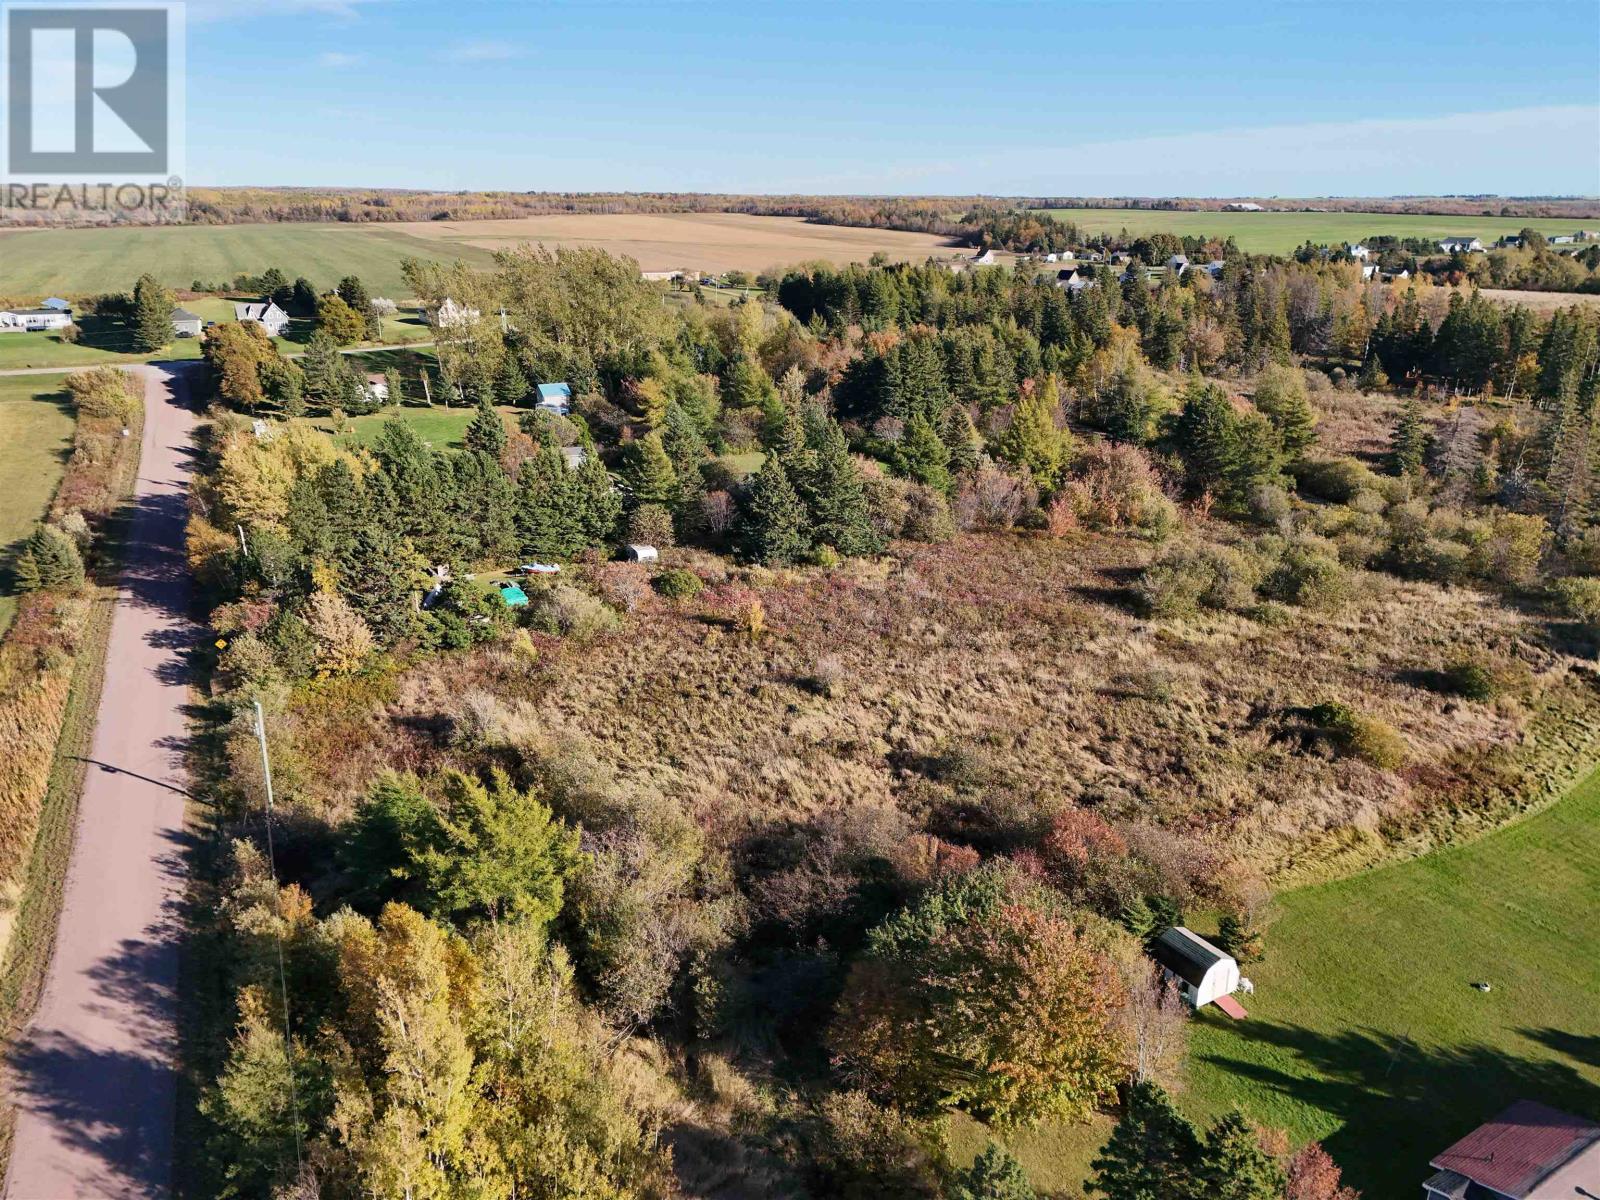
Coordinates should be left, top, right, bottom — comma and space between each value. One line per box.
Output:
1149, 927, 1245, 1017
560, 445, 587, 471
1202, 260, 1226, 279
1549, 234, 1577, 245
1056, 268, 1095, 294
1579, 230, 1600, 241
1361, 263, 1380, 281
1110, 251, 1132, 264
1166, 253, 1190, 275
41, 297, 71, 311
535, 382, 572, 416
363, 373, 389, 404
1382, 267, 1411, 282
1438, 236, 1485, 253
640, 270, 685, 282
171, 307, 204, 337
0, 306, 73, 333
433, 297, 480, 328
1223, 201, 1264, 212
970, 248, 997, 265
1043, 252, 1058, 263
623, 544, 659, 562
1423, 1100, 1600, 1200
234, 300, 289, 336
1346, 243, 1370, 260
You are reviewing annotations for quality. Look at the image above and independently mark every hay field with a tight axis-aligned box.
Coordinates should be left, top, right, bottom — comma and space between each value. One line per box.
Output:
0, 214, 960, 299
385, 212, 962, 274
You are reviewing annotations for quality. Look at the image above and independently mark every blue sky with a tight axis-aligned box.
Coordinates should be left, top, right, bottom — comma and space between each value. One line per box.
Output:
185, 0, 1599, 195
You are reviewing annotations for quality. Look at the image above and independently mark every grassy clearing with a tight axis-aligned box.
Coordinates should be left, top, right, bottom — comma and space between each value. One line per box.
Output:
947, 1111, 1114, 1198
1186, 763, 1600, 1195
303, 399, 516, 451
0, 222, 499, 298
1034, 209, 1591, 255
0, 376, 76, 637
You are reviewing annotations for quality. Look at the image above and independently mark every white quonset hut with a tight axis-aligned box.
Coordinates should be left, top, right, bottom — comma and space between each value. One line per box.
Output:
1150, 926, 1242, 1012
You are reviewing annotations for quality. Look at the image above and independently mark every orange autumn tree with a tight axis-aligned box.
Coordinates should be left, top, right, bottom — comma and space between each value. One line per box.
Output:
829, 865, 1131, 1129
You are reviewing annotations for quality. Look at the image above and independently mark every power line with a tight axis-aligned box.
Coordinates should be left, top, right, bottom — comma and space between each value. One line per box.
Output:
254, 699, 304, 1173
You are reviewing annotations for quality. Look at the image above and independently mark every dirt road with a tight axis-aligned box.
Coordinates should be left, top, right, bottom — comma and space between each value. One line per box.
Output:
5, 364, 198, 1199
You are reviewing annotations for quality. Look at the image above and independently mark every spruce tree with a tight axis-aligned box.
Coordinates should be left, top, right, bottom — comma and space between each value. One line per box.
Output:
952, 1144, 1036, 1200
465, 398, 507, 458
898, 412, 953, 494
1087, 1081, 1203, 1200
299, 332, 350, 413
496, 356, 530, 406
623, 432, 678, 511
1195, 1113, 1284, 1200
573, 448, 622, 546
942, 404, 983, 477
131, 273, 175, 352
808, 418, 883, 556
1388, 398, 1428, 477
13, 525, 84, 592
517, 441, 581, 560
735, 455, 808, 565
383, 367, 406, 408
1251, 364, 1318, 456
998, 377, 1070, 492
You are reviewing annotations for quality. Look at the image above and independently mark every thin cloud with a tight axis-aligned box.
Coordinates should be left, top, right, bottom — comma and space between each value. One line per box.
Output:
190, 0, 384, 22
316, 51, 365, 68
1012, 105, 1599, 197
443, 39, 523, 64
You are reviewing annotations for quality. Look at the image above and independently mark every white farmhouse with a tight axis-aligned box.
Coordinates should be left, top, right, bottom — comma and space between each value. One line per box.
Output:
1149, 926, 1245, 1017
0, 306, 74, 333
970, 248, 997, 265
171, 308, 204, 338
1438, 236, 1485, 253
235, 300, 290, 336
1347, 243, 1371, 261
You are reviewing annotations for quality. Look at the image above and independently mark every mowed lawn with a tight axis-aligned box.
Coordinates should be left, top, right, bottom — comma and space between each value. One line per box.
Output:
1035, 208, 1591, 255
0, 375, 76, 637
0, 222, 499, 297
304, 402, 517, 451
1186, 766, 1600, 1195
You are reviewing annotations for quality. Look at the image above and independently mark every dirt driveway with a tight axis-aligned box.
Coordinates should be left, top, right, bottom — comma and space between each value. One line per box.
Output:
5, 363, 198, 1199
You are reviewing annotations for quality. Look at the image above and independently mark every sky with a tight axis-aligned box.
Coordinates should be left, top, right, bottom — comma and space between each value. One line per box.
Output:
182, 0, 1600, 196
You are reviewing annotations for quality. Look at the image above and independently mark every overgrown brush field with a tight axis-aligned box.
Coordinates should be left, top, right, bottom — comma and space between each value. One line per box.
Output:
275, 530, 1592, 886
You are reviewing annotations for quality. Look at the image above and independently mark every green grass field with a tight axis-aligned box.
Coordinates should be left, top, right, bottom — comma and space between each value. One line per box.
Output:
0, 222, 499, 298
0, 375, 76, 637
304, 400, 515, 451
1185, 765, 1600, 1194
1034, 209, 1593, 256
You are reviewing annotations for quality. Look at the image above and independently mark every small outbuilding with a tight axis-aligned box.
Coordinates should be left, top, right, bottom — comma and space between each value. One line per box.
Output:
171, 307, 204, 337
535, 382, 572, 416
1149, 926, 1243, 1015
623, 544, 659, 562
496, 582, 530, 608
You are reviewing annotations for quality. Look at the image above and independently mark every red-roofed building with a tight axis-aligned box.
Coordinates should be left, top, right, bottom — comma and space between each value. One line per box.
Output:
1423, 1100, 1600, 1199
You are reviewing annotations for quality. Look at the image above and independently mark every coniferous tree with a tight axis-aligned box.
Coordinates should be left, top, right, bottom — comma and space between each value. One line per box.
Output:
807, 417, 883, 556
383, 367, 406, 408
1388, 398, 1429, 477
131, 273, 175, 352
1214, 912, 1264, 965
1252, 364, 1318, 456
1195, 1113, 1284, 1200
1087, 1080, 1203, 1200
495, 355, 530, 406
516, 441, 582, 560
572, 447, 622, 546
952, 1144, 1036, 1200
898, 412, 953, 494
622, 432, 677, 510
735, 455, 808, 564
465, 397, 507, 458
13, 525, 84, 592
998, 377, 1071, 492
942, 404, 983, 477
299, 332, 351, 412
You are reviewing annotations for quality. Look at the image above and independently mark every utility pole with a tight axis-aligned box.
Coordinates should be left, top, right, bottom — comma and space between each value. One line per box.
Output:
253, 700, 304, 1171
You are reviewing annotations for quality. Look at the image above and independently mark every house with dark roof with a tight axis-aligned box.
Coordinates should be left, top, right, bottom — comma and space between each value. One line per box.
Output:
1439, 236, 1485, 253
1424, 1100, 1600, 1199
1148, 926, 1244, 1017
171, 308, 204, 338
